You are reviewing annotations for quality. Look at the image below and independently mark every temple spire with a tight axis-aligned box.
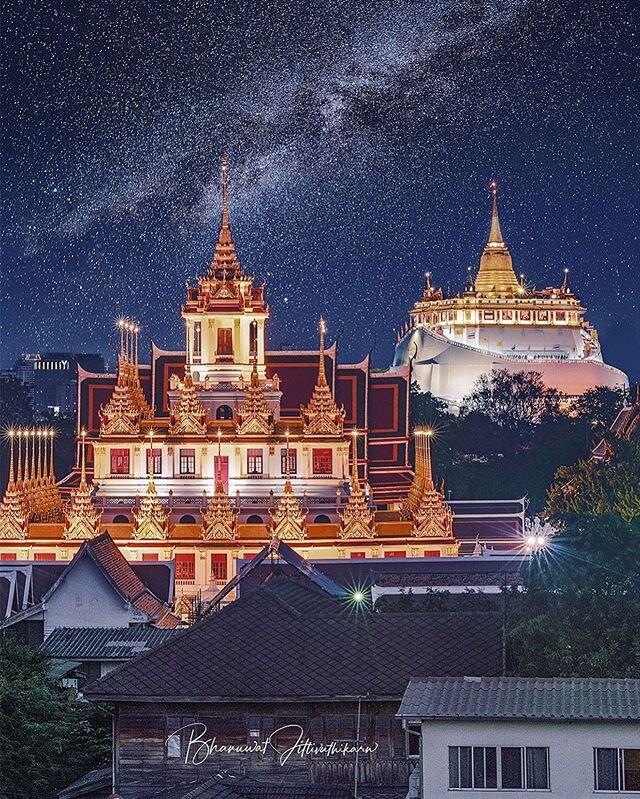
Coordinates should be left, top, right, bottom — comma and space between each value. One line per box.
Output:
318, 317, 327, 386
218, 152, 232, 247
301, 318, 345, 437
339, 429, 377, 539
488, 180, 504, 245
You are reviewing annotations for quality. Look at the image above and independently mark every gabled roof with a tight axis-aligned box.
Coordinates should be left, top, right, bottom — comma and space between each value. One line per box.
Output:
397, 676, 640, 722
147, 776, 355, 799
85, 575, 502, 702
42, 626, 182, 660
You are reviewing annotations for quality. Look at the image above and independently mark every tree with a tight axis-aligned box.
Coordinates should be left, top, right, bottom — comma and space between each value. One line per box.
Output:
0, 638, 111, 799
572, 385, 629, 436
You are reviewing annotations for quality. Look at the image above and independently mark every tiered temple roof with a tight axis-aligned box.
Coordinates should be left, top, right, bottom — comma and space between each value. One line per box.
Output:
236, 360, 273, 436
269, 434, 307, 540
339, 432, 377, 539
203, 431, 237, 540
301, 318, 345, 437
64, 431, 102, 540
168, 369, 208, 436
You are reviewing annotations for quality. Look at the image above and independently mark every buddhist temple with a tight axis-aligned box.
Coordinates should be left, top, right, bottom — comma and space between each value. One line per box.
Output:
393, 182, 629, 408
0, 159, 528, 604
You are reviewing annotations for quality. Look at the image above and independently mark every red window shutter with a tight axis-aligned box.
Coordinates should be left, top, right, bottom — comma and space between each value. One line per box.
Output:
424, 550, 440, 558
350, 552, 366, 559
179, 448, 196, 475
146, 448, 162, 474
34, 552, 56, 561
384, 550, 406, 558
247, 448, 263, 475
110, 448, 130, 474
312, 448, 332, 475
210, 554, 228, 581
175, 553, 195, 581
213, 456, 229, 492
216, 328, 233, 355
0, 553, 17, 560
142, 553, 159, 562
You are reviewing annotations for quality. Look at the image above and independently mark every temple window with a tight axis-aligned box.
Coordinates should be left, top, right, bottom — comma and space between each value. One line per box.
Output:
175, 553, 196, 582
0, 553, 17, 560
247, 448, 263, 475
146, 448, 162, 475
384, 550, 406, 558
350, 552, 366, 559
211, 553, 227, 581
142, 553, 159, 561
424, 550, 440, 558
215, 404, 233, 420
556, 311, 566, 322
312, 448, 333, 475
193, 322, 201, 359
179, 448, 196, 475
213, 455, 229, 491
281, 447, 297, 475
34, 552, 56, 561
539, 310, 548, 321
110, 448, 130, 475
216, 327, 233, 356
483, 310, 495, 321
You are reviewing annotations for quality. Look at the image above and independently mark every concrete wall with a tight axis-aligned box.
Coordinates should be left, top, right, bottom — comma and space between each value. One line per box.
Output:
420, 718, 639, 799
44, 556, 146, 636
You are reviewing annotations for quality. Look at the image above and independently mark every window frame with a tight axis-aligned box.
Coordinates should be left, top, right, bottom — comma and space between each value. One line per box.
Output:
179, 448, 196, 475
146, 447, 162, 476
594, 747, 640, 793
448, 745, 549, 791
247, 448, 263, 475
312, 447, 333, 475
280, 447, 297, 475
110, 447, 130, 475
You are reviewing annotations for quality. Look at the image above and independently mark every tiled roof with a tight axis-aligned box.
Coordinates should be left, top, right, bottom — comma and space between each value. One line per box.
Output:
85, 576, 501, 701
176, 779, 355, 799
397, 676, 640, 721
41, 626, 182, 659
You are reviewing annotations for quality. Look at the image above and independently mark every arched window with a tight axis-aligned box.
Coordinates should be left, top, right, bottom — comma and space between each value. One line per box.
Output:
216, 404, 233, 420
112, 514, 129, 524
313, 514, 331, 524
246, 514, 264, 524
179, 514, 197, 524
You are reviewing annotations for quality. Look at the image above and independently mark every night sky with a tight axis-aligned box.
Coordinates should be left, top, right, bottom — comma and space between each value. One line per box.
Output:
2, 0, 638, 380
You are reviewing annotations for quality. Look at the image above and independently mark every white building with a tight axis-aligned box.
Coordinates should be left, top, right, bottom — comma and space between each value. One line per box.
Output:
397, 676, 640, 798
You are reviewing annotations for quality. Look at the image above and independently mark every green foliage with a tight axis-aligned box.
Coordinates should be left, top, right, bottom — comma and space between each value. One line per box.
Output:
409, 372, 630, 513
0, 637, 111, 799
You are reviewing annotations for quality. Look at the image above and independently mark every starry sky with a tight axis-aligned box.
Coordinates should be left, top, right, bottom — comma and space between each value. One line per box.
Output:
1, 0, 638, 380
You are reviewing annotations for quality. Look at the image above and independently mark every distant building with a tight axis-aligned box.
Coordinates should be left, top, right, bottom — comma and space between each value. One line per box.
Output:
397, 676, 640, 797
14, 352, 105, 415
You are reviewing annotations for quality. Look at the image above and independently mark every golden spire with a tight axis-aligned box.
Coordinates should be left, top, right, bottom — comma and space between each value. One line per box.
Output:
133, 434, 169, 540
64, 430, 102, 540
474, 180, 520, 297
339, 430, 377, 539
270, 431, 307, 540
400, 426, 426, 519
203, 428, 237, 540
562, 267, 571, 294
169, 367, 208, 435
301, 318, 345, 437
410, 428, 457, 543
0, 430, 28, 539
208, 153, 243, 279
236, 358, 273, 435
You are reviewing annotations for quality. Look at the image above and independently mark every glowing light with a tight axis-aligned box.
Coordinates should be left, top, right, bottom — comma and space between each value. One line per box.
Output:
352, 590, 365, 603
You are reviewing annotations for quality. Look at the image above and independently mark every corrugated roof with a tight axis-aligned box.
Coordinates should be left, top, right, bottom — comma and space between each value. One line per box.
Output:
85, 576, 502, 701
42, 626, 182, 659
397, 676, 640, 721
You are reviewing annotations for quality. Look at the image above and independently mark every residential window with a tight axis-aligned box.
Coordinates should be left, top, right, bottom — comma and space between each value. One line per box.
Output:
595, 748, 640, 792
312, 448, 332, 475
406, 724, 421, 758
110, 448, 130, 475
281, 447, 297, 475
146, 448, 162, 475
448, 746, 548, 790
247, 448, 263, 475
179, 448, 196, 475
175, 553, 195, 582
210, 553, 228, 581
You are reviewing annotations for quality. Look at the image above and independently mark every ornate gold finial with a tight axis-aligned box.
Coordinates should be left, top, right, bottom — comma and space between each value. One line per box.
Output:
488, 180, 504, 245
65, 429, 102, 540
203, 428, 237, 540
236, 358, 273, 435
0, 430, 29, 539
133, 436, 169, 540
208, 153, 243, 279
270, 430, 307, 540
562, 267, 571, 294
100, 320, 150, 436
301, 318, 345, 437
169, 368, 208, 436
410, 428, 457, 544
339, 429, 377, 539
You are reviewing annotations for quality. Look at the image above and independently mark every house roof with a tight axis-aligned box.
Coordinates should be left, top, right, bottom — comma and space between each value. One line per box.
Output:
85, 576, 502, 702
41, 626, 182, 660
397, 676, 640, 722
146, 777, 355, 799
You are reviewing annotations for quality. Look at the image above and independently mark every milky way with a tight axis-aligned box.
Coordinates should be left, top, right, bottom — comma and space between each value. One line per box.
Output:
1, 0, 638, 378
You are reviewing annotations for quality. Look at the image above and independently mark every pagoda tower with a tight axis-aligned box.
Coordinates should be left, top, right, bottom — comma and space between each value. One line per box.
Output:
339, 431, 377, 539
169, 367, 208, 436
133, 441, 169, 540
65, 430, 102, 540
202, 430, 237, 540
474, 181, 520, 297
99, 323, 149, 436
0, 430, 28, 539
301, 318, 345, 437
270, 433, 307, 540
236, 359, 274, 436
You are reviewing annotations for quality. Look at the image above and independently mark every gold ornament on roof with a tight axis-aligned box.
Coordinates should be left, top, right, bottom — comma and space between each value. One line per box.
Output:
0, 430, 28, 539
203, 429, 237, 540
133, 433, 169, 540
410, 428, 457, 544
236, 359, 273, 436
339, 430, 377, 539
301, 318, 345, 437
64, 430, 102, 540
99, 320, 151, 436
270, 431, 307, 540
169, 368, 208, 436
473, 181, 520, 297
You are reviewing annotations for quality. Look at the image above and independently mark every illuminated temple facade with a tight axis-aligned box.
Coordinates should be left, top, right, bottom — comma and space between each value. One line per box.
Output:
0, 162, 528, 601
393, 184, 629, 408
